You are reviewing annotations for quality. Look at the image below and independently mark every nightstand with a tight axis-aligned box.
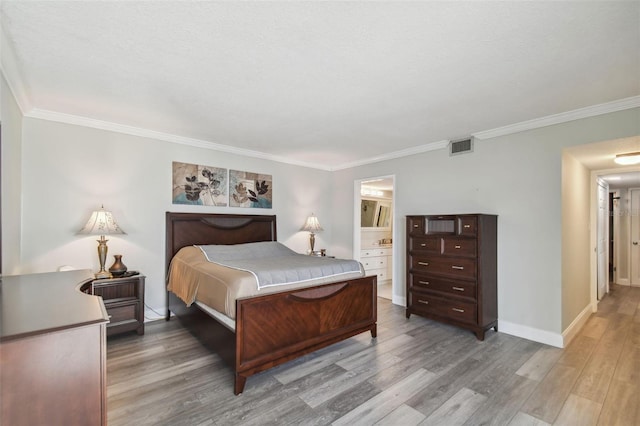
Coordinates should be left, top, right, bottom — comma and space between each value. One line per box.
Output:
91, 274, 145, 336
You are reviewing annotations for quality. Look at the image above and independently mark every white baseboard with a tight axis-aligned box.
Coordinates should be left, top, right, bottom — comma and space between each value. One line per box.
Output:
562, 304, 594, 348
616, 278, 630, 286
498, 320, 564, 348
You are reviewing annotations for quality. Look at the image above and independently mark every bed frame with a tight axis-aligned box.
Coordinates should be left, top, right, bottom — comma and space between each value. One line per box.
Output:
165, 212, 377, 394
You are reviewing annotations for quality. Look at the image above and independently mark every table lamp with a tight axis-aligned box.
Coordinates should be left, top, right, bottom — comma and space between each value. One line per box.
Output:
301, 213, 323, 253
77, 205, 126, 279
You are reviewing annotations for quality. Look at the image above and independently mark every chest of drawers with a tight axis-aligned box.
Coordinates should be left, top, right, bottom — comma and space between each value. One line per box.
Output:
406, 214, 497, 340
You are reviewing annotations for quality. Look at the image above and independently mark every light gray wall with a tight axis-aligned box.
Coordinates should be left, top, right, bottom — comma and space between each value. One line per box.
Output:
4, 75, 639, 343
331, 108, 639, 345
1, 74, 23, 274
561, 152, 591, 330
18, 117, 332, 316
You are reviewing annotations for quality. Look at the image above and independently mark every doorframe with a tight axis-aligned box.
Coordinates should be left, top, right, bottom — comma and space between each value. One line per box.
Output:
596, 177, 609, 301
590, 166, 640, 309
353, 175, 399, 305
630, 187, 640, 287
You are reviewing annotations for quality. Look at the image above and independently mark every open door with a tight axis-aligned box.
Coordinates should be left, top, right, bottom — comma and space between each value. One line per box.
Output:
597, 179, 608, 299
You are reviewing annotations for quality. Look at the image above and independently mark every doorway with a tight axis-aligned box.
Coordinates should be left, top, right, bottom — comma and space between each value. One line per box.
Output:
354, 176, 396, 302
631, 188, 640, 286
600, 172, 640, 291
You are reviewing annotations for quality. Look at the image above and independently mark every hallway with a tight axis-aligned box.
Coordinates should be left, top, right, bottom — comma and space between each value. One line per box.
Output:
520, 284, 640, 424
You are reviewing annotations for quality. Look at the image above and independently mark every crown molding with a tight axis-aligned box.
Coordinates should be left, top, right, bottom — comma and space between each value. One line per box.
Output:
473, 96, 640, 140
0, 22, 33, 114
25, 108, 331, 170
330, 140, 449, 171
15, 90, 640, 172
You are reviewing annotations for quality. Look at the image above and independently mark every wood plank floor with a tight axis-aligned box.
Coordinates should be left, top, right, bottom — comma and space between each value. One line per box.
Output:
107, 284, 640, 425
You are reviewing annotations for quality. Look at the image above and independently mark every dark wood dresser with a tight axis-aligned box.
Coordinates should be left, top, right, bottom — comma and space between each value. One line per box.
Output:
406, 214, 497, 340
0, 270, 109, 425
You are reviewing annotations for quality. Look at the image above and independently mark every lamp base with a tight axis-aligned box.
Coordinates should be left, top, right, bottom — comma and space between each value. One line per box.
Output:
95, 270, 111, 280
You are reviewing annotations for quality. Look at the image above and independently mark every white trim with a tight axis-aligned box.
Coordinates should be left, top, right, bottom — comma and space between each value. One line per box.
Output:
22, 95, 640, 171
474, 96, 640, 140
26, 108, 329, 170
333, 140, 449, 171
616, 278, 630, 286
498, 320, 564, 348
561, 303, 594, 348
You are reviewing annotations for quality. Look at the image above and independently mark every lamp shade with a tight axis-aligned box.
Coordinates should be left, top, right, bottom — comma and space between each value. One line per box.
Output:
77, 206, 126, 236
301, 214, 323, 233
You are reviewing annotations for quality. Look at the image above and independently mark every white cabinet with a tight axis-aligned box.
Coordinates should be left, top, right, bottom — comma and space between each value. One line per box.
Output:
360, 247, 392, 284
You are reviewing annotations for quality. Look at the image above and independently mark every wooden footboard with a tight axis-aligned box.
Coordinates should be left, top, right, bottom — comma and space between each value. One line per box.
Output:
234, 275, 377, 394
168, 275, 377, 394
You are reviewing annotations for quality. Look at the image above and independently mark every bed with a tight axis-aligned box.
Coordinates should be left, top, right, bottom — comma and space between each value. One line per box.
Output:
165, 212, 377, 394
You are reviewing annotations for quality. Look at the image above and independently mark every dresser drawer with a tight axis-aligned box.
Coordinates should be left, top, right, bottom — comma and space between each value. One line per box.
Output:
106, 300, 139, 324
407, 216, 425, 235
410, 255, 476, 279
458, 216, 477, 236
442, 237, 476, 257
409, 236, 441, 254
410, 292, 477, 324
409, 273, 476, 300
367, 268, 389, 282
361, 248, 391, 257
362, 255, 388, 271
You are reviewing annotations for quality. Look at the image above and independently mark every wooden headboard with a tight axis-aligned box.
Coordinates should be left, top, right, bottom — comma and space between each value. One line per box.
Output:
165, 212, 277, 269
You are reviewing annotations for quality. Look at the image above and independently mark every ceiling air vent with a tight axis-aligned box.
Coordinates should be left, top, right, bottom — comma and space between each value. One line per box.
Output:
449, 137, 474, 156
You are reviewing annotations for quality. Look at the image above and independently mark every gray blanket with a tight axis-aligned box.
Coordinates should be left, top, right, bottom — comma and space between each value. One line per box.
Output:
197, 241, 362, 289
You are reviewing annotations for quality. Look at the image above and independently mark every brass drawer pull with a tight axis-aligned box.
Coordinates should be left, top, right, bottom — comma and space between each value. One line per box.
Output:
452, 308, 465, 313
454, 245, 461, 249
418, 300, 429, 305
418, 262, 429, 266
418, 280, 430, 285
452, 265, 464, 270
464, 225, 471, 228
452, 287, 464, 292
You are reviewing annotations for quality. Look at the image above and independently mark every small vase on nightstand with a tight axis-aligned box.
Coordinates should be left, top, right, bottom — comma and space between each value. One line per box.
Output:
109, 254, 127, 277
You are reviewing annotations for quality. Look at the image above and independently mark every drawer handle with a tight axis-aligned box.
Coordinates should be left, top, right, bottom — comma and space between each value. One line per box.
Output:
464, 225, 471, 228
420, 243, 426, 247
452, 308, 465, 313
418, 280, 430, 285
452, 265, 464, 270
414, 224, 419, 228
452, 286, 465, 292
418, 262, 429, 266
454, 245, 461, 249
418, 300, 429, 305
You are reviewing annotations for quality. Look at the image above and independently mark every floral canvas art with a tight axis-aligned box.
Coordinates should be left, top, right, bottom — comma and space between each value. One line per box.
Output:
172, 161, 228, 206
229, 170, 273, 208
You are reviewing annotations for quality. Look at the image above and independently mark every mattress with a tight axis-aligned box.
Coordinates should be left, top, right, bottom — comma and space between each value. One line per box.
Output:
167, 244, 365, 320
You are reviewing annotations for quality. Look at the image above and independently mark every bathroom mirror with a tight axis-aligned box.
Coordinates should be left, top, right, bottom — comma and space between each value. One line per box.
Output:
361, 198, 392, 228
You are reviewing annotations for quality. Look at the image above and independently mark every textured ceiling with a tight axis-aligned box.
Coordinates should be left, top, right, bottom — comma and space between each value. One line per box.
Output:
1, 1, 639, 169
